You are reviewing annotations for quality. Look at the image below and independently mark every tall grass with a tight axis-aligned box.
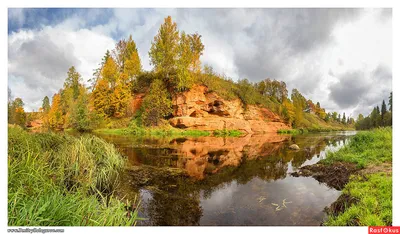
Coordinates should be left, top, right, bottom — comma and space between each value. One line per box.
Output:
8, 125, 140, 226
323, 127, 392, 168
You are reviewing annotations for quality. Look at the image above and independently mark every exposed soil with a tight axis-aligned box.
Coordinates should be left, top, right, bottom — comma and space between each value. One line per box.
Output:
292, 161, 392, 225
360, 162, 392, 176
291, 162, 359, 190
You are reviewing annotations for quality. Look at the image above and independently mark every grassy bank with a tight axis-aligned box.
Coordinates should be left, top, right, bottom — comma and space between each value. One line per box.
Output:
322, 127, 392, 226
8, 125, 140, 226
94, 124, 244, 137
278, 112, 355, 135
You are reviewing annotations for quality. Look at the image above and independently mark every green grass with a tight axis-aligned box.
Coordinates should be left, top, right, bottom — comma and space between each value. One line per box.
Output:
325, 173, 392, 226
213, 129, 244, 137
94, 127, 211, 137
8, 125, 141, 226
322, 127, 392, 168
322, 127, 392, 226
277, 129, 306, 135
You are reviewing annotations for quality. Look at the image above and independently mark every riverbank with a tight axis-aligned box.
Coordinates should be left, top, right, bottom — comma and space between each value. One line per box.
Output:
291, 127, 392, 226
8, 125, 141, 226
278, 126, 355, 135
93, 124, 244, 137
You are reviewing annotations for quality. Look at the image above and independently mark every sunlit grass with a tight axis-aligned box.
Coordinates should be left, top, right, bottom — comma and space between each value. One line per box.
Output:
323, 127, 392, 168
323, 127, 392, 226
325, 173, 392, 226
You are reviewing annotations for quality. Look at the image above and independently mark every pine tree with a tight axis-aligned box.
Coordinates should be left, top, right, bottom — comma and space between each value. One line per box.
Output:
342, 112, 346, 124
42, 96, 51, 113
381, 100, 387, 125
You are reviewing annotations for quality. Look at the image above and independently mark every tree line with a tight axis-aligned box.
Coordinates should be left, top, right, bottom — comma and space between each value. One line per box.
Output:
355, 92, 392, 130
8, 16, 359, 131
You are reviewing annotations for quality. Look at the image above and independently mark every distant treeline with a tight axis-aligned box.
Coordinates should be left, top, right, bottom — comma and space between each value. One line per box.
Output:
355, 92, 392, 130
8, 16, 355, 132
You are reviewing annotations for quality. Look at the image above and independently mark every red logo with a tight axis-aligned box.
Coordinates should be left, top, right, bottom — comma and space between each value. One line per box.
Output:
369, 227, 400, 234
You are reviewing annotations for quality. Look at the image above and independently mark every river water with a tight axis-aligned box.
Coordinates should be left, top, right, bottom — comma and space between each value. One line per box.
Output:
95, 131, 356, 226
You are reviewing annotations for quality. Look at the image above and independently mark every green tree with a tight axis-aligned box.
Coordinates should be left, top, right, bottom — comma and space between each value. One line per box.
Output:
141, 79, 172, 126
42, 96, 51, 113
70, 87, 91, 132
65, 66, 82, 100
381, 100, 387, 125
149, 16, 180, 81
370, 107, 379, 128
175, 31, 193, 91
389, 92, 392, 112
332, 112, 338, 122
342, 112, 346, 124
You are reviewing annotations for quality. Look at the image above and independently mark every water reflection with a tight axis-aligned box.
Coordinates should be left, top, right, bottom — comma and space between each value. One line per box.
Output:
96, 131, 356, 226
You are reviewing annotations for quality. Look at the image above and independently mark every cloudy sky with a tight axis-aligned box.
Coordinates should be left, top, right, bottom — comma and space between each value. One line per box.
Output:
8, 8, 392, 117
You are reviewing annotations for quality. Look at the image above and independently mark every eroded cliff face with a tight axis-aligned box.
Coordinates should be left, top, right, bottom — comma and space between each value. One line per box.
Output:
169, 85, 291, 134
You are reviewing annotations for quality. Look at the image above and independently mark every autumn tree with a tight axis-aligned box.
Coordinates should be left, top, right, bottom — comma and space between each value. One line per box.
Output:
291, 89, 307, 127
8, 97, 26, 127
91, 78, 112, 117
282, 99, 295, 125
89, 50, 111, 91
188, 33, 205, 73
149, 16, 204, 92
257, 79, 288, 103
91, 55, 131, 118
48, 93, 64, 129
114, 35, 142, 84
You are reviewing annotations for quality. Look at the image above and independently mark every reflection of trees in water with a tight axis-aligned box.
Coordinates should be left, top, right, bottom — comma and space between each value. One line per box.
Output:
124, 147, 181, 167
123, 134, 351, 225
145, 188, 203, 226
289, 135, 347, 168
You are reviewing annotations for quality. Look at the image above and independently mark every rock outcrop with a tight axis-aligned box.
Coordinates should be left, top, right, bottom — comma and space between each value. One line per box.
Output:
169, 85, 291, 134
289, 144, 300, 150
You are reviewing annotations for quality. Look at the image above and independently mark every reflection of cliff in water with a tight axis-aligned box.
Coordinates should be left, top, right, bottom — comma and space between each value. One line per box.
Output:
114, 133, 349, 181
106, 132, 351, 226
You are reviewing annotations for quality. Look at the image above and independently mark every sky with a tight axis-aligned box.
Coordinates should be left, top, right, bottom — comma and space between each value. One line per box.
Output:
7, 8, 392, 117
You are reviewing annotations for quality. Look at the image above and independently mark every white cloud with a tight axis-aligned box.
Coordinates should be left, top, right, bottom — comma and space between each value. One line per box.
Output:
8, 8, 392, 117
8, 21, 116, 111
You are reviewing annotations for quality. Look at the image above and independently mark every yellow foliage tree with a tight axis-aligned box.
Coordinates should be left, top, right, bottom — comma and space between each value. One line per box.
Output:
48, 93, 64, 129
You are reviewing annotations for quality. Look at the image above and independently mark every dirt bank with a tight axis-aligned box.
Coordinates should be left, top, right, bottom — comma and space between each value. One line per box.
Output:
291, 162, 359, 190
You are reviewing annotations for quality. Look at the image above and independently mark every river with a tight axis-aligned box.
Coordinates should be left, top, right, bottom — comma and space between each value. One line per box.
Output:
94, 131, 356, 226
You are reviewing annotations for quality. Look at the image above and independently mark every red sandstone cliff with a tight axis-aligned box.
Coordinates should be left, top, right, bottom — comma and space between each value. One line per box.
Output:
168, 85, 291, 134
